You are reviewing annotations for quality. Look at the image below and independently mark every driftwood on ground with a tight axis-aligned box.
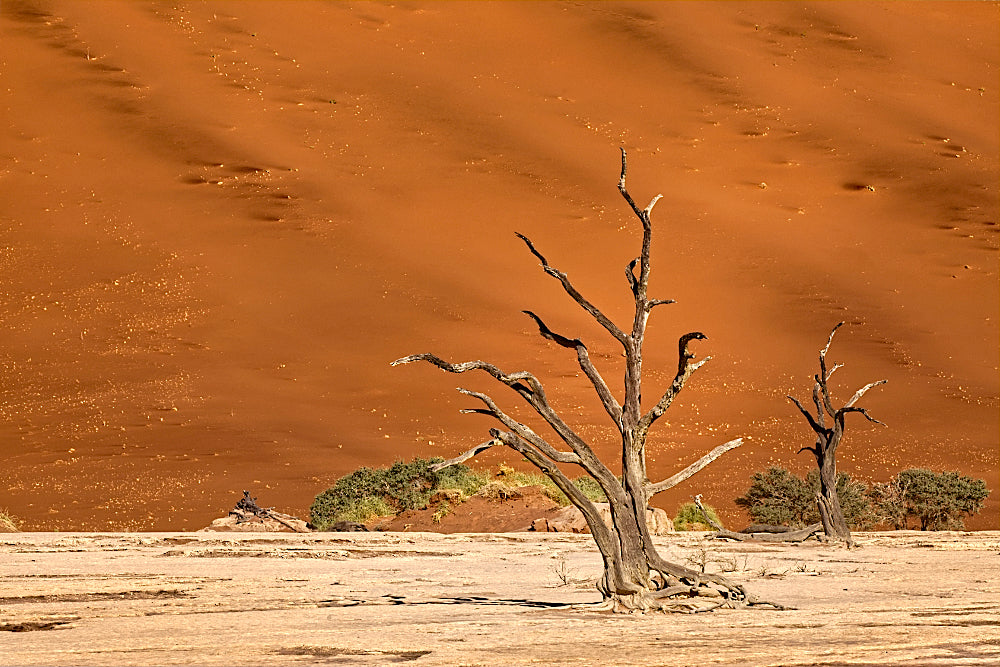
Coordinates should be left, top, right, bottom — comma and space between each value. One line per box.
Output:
205, 490, 314, 533
694, 496, 822, 543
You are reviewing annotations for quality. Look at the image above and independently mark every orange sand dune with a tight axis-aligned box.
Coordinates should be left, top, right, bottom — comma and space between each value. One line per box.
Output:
0, 1, 996, 530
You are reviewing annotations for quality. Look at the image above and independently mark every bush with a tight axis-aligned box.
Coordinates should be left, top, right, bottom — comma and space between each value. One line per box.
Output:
674, 501, 723, 531
735, 466, 874, 529
737, 466, 989, 531
734, 466, 814, 527
310, 459, 609, 529
873, 469, 989, 530
309, 458, 487, 529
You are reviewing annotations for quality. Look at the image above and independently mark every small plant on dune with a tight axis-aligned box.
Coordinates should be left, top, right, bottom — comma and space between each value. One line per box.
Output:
475, 479, 523, 502
431, 501, 453, 524
674, 501, 723, 531
0, 509, 20, 532
487, 464, 607, 506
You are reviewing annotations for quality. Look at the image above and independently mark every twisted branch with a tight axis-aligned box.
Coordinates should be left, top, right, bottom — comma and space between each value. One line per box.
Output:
515, 233, 628, 347
638, 332, 710, 434
522, 310, 623, 428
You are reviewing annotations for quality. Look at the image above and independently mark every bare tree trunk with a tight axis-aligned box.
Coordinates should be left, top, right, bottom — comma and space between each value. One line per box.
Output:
394, 150, 776, 612
788, 323, 887, 548
816, 450, 851, 543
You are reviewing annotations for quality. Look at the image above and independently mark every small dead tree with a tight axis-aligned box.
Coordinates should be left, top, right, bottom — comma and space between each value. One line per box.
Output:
788, 323, 886, 547
394, 150, 770, 613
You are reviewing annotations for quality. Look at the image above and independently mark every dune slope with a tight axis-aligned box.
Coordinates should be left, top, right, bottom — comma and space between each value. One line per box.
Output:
0, 1, 996, 529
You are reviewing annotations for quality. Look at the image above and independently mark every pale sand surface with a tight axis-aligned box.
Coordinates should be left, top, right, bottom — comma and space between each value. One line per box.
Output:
0, 2, 996, 531
2, 531, 998, 666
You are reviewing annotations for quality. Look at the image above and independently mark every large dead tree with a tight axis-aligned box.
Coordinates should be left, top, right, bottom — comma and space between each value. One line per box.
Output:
393, 150, 770, 613
788, 323, 886, 547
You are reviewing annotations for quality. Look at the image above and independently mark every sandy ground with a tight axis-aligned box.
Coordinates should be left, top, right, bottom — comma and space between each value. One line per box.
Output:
1, 530, 998, 666
0, 2, 997, 531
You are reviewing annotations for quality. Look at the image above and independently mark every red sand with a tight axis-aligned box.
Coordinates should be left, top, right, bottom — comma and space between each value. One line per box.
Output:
0, 1, 996, 531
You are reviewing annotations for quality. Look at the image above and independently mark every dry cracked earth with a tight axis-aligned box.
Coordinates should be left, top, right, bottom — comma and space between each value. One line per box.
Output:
1, 531, 998, 666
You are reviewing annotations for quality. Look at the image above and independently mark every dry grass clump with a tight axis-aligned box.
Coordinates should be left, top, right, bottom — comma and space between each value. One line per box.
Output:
0, 509, 20, 532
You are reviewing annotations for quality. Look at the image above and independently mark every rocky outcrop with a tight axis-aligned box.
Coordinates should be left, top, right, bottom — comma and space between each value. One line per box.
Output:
531, 503, 673, 535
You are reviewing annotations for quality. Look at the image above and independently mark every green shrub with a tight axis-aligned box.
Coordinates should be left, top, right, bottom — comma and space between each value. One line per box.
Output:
674, 501, 722, 531
570, 475, 608, 505
737, 466, 989, 531
491, 464, 607, 506
873, 469, 989, 530
309, 458, 486, 529
735, 466, 874, 529
310, 458, 611, 530
735, 466, 813, 527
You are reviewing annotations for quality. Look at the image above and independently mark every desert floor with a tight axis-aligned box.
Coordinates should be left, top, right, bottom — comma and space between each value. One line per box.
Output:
2, 530, 998, 666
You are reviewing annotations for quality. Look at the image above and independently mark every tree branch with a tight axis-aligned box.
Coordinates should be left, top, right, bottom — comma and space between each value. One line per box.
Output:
522, 310, 580, 349
456, 388, 582, 465
617, 148, 644, 220
626, 258, 640, 295
843, 379, 887, 409
787, 395, 827, 435
515, 233, 628, 347
646, 298, 676, 310
645, 438, 743, 496
820, 322, 845, 362
638, 332, 709, 433
522, 310, 623, 428
694, 495, 821, 544
428, 439, 501, 472
393, 353, 608, 471
811, 383, 827, 428
839, 406, 886, 426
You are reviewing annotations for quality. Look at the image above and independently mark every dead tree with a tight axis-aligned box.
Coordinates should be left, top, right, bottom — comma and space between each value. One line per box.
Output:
788, 323, 886, 547
393, 150, 770, 613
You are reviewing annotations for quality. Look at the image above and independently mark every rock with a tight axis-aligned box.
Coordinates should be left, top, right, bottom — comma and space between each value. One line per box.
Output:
201, 511, 313, 533
331, 520, 369, 532
531, 503, 673, 535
